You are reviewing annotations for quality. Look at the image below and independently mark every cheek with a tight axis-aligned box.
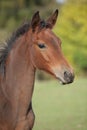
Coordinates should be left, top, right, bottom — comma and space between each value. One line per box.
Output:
41, 50, 51, 62
42, 49, 55, 62
30, 46, 47, 68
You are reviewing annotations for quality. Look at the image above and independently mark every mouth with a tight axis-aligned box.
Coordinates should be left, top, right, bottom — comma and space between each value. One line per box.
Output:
53, 68, 74, 85
56, 75, 74, 85
56, 76, 67, 85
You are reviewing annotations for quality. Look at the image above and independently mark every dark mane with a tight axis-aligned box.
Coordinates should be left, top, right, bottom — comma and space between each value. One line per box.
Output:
0, 20, 50, 74
0, 22, 30, 74
39, 20, 51, 30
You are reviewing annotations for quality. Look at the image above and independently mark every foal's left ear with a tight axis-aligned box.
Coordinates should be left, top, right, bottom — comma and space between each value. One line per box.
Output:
31, 11, 41, 31
46, 9, 59, 29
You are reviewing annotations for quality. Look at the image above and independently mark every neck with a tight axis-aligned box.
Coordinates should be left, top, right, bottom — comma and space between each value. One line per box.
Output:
2, 33, 36, 118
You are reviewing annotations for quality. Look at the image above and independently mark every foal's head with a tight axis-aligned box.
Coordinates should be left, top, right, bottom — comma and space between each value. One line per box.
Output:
29, 10, 74, 84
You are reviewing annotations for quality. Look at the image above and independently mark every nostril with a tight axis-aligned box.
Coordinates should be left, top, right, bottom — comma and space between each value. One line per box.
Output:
64, 71, 68, 76
64, 71, 70, 78
64, 71, 74, 83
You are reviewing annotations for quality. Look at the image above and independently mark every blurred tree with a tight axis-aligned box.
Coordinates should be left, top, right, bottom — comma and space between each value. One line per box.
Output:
54, 1, 87, 74
0, 0, 57, 28
67, 0, 87, 4
34, 0, 51, 6
17, 0, 25, 8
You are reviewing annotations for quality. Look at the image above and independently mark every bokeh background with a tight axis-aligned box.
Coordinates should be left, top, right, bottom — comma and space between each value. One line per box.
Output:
0, 0, 87, 130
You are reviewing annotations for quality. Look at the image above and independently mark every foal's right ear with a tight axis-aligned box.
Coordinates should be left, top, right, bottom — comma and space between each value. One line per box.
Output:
31, 11, 41, 31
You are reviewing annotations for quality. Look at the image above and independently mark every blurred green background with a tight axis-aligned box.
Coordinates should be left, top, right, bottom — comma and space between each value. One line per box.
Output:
0, 0, 87, 130
0, 0, 87, 76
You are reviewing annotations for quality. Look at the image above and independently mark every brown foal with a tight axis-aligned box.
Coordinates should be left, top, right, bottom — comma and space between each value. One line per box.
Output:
0, 9, 74, 130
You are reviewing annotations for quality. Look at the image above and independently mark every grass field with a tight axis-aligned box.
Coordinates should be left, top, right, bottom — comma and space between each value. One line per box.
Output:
33, 78, 87, 130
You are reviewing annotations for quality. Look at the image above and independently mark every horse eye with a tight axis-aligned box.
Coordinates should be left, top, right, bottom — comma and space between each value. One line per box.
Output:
38, 44, 46, 49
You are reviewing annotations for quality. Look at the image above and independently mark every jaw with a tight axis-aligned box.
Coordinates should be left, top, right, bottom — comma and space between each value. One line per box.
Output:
55, 75, 67, 85
44, 68, 68, 85
37, 64, 74, 85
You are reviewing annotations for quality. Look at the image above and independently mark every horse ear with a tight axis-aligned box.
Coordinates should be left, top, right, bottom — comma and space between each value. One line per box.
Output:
46, 9, 59, 29
31, 11, 41, 31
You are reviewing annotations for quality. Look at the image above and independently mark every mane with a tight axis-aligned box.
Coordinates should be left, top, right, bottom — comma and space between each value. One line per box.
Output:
0, 22, 30, 74
0, 20, 49, 74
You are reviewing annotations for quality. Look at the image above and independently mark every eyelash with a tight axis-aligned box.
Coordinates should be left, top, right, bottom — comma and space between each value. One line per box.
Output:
38, 44, 46, 49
